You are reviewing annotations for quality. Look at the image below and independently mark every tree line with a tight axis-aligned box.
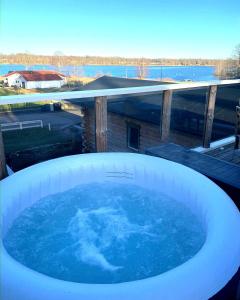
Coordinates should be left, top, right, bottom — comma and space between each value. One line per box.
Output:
0, 53, 223, 67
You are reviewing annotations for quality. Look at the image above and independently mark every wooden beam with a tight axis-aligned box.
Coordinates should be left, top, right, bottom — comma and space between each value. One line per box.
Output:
0, 129, 7, 180
95, 96, 107, 152
160, 90, 173, 141
203, 85, 218, 148
234, 103, 240, 149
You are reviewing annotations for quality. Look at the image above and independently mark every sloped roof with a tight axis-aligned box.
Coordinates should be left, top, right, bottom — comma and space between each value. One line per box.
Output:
82, 75, 168, 90
5, 70, 65, 81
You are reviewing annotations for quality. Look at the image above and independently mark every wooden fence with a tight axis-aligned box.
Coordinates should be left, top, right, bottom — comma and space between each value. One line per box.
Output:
0, 120, 43, 132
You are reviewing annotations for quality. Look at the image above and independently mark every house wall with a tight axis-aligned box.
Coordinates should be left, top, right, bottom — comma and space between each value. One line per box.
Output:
25, 80, 65, 89
83, 107, 203, 153
83, 107, 163, 153
60, 76, 67, 85
4, 74, 24, 87
4, 74, 65, 89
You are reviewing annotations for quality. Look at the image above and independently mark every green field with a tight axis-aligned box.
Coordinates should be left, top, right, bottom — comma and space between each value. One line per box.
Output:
0, 102, 50, 112
3, 127, 72, 153
0, 89, 18, 96
0, 87, 38, 96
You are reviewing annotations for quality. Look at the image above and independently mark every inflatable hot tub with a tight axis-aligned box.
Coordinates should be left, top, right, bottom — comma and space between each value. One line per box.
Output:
1, 153, 240, 300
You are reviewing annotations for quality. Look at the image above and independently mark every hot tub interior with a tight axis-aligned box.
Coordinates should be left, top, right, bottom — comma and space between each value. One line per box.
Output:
3, 182, 206, 284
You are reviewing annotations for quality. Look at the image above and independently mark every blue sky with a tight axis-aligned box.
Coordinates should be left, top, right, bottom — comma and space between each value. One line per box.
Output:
0, 0, 239, 59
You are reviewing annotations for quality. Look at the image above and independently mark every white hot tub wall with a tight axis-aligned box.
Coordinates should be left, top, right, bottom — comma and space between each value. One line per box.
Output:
1, 153, 240, 300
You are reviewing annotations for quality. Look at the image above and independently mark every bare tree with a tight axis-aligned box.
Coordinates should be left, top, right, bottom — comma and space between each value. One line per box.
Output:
216, 44, 240, 79
226, 44, 240, 78
53, 51, 65, 72
233, 44, 240, 64
136, 58, 148, 79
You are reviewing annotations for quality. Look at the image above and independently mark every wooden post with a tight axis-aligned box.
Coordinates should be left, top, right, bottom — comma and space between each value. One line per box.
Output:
95, 96, 107, 152
235, 102, 240, 149
160, 90, 173, 141
203, 85, 218, 148
0, 129, 7, 180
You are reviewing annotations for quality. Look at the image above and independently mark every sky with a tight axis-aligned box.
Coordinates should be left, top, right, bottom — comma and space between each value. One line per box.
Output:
0, 0, 239, 59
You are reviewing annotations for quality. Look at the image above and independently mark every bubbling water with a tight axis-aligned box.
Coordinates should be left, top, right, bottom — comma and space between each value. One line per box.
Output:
68, 206, 157, 271
4, 183, 206, 283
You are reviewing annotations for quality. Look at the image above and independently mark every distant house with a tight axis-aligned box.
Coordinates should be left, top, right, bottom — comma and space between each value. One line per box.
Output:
3, 70, 66, 89
77, 76, 238, 153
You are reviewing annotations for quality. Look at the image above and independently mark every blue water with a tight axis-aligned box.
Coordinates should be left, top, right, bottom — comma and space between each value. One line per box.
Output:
4, 183, 206, 283
0, 64, 217, 81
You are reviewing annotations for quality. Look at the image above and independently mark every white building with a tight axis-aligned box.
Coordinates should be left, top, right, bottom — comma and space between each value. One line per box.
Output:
4, 70, 66, 89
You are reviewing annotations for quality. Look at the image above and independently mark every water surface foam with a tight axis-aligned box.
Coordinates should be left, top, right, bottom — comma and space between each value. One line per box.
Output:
4, 183, 206, 283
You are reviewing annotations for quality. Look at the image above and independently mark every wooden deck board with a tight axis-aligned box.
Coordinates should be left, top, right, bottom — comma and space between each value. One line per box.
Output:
206, 143, 240, 165
146, 143, 240, 206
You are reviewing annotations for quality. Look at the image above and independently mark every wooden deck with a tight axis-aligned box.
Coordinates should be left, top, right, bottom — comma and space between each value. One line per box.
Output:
146, 143, 240, 208
205, 142, 240, 165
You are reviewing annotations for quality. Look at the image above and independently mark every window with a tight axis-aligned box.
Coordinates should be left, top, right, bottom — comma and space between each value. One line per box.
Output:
127, 123, 140, 151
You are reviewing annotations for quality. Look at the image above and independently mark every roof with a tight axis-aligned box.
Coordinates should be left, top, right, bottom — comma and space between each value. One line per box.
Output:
81, 75, 169, 90
4, 70, 65, 82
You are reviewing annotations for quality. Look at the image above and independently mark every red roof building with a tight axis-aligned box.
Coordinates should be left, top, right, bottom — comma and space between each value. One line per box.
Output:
4, 70, 66, 89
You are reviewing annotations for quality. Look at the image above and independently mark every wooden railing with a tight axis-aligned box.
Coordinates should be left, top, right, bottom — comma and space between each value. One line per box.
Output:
0, 79, 240, 179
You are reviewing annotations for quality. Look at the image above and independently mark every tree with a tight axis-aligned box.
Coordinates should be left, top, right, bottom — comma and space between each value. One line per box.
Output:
233, 44, 240, 64
231, 44, 240, 78
136, 58, 148, 79
216, 44, 240, 79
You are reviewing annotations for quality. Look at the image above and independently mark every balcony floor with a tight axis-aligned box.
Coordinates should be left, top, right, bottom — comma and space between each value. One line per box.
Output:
205, 142, 240, 166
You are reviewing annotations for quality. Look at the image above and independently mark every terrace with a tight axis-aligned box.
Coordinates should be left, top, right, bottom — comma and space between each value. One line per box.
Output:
0, 78, 240, 299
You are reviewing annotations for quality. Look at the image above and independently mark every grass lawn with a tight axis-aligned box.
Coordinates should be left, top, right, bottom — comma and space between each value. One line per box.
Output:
0, 87, 38, 96
0, 88, 18, 96
3, 127, 72, 153
0, 101, 52, 112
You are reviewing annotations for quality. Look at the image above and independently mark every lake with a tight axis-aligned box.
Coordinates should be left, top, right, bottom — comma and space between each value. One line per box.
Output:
0, 64, 217, 81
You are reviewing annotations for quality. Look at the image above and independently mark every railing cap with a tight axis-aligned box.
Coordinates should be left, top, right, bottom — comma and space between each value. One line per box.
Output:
0, 79, 240, 105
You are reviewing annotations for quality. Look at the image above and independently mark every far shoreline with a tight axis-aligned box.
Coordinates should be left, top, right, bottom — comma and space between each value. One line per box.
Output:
0, 63, 216, 67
